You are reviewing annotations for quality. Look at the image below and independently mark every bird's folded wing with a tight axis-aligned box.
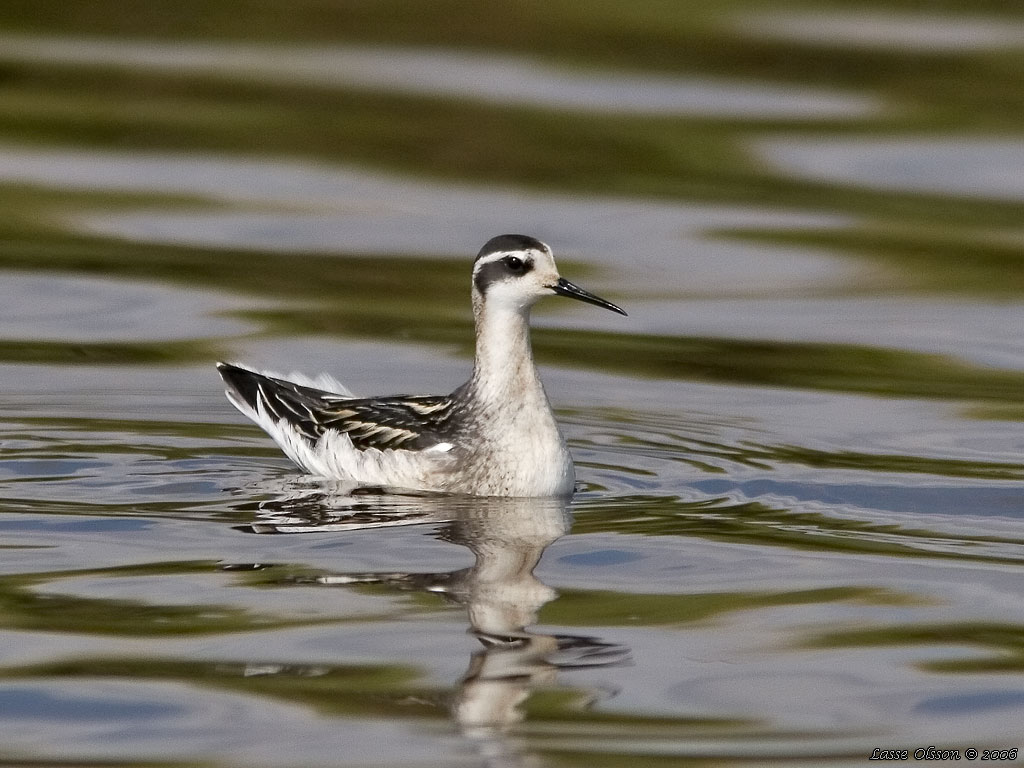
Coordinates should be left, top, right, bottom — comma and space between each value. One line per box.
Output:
221, 364, 455, 451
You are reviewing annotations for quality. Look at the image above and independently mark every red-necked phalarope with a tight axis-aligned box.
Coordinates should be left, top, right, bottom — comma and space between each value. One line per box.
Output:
217, 234, 626, 497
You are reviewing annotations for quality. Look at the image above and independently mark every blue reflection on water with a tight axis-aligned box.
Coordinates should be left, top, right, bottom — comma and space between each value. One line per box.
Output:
558, 549, 644, 566
0, 687, 181, 721
693, 478, 1024, 518
915, 690, 1024, 715
0, 517, 154, 533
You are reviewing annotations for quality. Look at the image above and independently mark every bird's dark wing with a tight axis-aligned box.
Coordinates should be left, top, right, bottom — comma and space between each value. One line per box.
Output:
217, 362, 457, 451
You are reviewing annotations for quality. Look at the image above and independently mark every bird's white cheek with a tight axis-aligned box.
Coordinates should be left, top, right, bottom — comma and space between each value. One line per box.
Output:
486, 283, 537, 311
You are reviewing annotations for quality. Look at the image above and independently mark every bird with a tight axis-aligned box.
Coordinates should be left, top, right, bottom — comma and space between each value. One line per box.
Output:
217, 234, 626, 497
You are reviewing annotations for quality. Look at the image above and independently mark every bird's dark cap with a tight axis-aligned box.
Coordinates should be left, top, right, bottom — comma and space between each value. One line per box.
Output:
475, 234, 548, 262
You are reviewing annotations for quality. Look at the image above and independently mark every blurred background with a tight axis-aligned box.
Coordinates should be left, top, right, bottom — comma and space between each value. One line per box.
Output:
1, 2, 1023, 767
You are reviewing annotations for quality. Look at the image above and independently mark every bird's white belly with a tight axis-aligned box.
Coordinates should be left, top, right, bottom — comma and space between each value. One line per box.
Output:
444, 412, 575, 497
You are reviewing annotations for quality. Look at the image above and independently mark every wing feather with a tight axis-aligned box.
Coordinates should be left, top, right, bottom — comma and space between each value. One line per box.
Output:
219, 363, 457, 451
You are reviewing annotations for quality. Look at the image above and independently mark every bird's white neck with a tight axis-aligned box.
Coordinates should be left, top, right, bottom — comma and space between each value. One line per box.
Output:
469, 299, 546, 407
462, 291, 575, 497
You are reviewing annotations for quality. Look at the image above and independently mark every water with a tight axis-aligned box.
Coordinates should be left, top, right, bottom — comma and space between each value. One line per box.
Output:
0, 35, 878, 118
1, 3, 1023, 766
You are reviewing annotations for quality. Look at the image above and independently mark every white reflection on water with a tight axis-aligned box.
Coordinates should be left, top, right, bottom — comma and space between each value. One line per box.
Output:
0, 272, 251, 342
739, 12, 1024, 51
627, 297, 1024, 370
0, 680, 460, 767
0, 146, 853, 299
756, 138, 1024, 201
0, 34, 877, 118
3, 147, 1024, 369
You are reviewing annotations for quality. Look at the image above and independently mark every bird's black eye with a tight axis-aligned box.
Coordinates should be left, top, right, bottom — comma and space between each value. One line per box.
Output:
503, 256, 525, 273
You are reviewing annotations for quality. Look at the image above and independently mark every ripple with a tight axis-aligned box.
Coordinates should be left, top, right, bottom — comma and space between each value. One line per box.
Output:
0, 145, 854, 297
756, 138, 1024, 202
0, 35, 878, 118
0, 271, 251, 342
741, 12, 1024, 51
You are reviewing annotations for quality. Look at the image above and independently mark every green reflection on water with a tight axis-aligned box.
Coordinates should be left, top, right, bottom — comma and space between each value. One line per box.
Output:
2, 219, 1023, 407
967, 403, 1024, 421
1, 0, 1023, 97
1, 658, 438, 720
572, 495, 1024, 565
0, 214, 465, 307
0, 65, 744, 197
0, 338, 223, 366
805, 621, 1024, 673
533, 330, 1024, 402
720, 225, 1024, 296
0, 561, 380, 636
0, 656, 758, 746
540, 585, 909, 628
235, 559, 912, 629
4, 59, 1024, 234
573, 409, 1024, 479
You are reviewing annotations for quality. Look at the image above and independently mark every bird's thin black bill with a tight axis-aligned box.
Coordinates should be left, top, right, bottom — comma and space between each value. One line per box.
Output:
552, 278, 627, 316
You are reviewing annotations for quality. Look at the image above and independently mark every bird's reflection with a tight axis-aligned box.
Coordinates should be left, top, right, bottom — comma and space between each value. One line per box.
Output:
233, 481, 630, 760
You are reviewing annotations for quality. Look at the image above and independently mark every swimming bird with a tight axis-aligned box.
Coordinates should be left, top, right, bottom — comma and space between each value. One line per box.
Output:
217, 234, 626, 497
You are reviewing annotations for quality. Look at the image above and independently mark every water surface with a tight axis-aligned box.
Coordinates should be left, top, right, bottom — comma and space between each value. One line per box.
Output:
0, 35, 878, 118
1, 3, 1023, 766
